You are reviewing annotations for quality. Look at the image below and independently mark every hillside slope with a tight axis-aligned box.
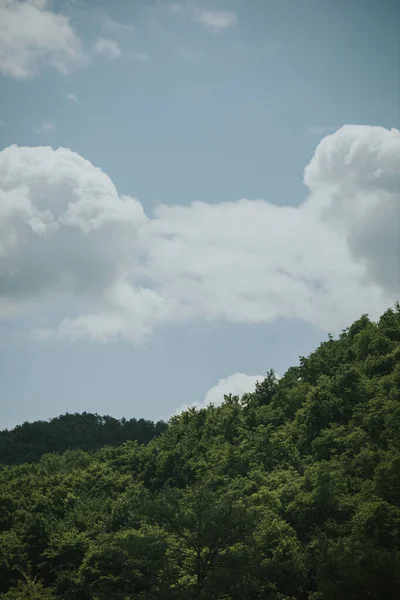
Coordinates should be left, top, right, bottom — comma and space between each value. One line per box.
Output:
1, 304, 399, 599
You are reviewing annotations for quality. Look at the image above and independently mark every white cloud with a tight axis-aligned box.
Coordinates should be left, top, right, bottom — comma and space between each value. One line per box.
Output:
203, 373, 265, 406
34, 120, 55, 134
169, 2, 187, 17
130, 52, 150, 63
194, 10, 237, 32
0, 125, 398, 343
0, 145, 160, 340
94, 37, 121, 59
0, 0, 88, 79
303, 126, 400, 297
176, 372, 265, 414
100, 13, 136, 33
66, 92, 80, 105
167, 2, 237, 32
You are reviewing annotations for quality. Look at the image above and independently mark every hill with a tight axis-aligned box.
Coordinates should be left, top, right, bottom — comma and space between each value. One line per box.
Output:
1, 304, 399, 599
0, 413, 167, 466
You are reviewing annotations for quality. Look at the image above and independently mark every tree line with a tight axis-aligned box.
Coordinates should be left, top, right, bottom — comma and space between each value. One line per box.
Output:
0, 413, 167, 466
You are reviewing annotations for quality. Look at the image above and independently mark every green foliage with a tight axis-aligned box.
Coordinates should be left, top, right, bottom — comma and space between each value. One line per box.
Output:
0, 412, 167, 466
0, 580, 57, 600
1, 304, 399, 599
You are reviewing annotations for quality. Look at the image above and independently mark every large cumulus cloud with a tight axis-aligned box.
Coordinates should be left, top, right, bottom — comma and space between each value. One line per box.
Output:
0, 125, 398, 342
0, 145, 170, 340
304, 125, 400, 294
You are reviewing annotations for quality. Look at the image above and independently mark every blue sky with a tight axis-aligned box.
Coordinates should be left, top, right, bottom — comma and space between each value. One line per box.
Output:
0, 0, 399, 429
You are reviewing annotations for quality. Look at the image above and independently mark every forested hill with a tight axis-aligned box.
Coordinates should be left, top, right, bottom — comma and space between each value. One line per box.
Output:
0, 413, 167, 466
1, 304, 399, 600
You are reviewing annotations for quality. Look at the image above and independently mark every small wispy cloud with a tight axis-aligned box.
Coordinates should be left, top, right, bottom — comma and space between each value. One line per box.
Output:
0, 120, 4, 128
195, 10, 237, 32
35, 120, 55, 135
67, 92, 81, 105
130, 52, 151, 63
169, 2, 187, 16
101, 13, 136, 33
94, 38, 121, 59
176, 45, 203, 62
167, 2, 237, 32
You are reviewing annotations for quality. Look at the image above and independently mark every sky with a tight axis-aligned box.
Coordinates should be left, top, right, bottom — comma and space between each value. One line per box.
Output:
0, 0, 399, 430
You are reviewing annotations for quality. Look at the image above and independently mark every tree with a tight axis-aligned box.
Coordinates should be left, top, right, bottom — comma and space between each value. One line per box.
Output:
140, 481, 256, 599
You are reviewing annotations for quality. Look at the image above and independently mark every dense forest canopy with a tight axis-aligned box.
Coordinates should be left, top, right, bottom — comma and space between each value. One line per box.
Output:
0, 413, 167, 466
1, 304, 399, 599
